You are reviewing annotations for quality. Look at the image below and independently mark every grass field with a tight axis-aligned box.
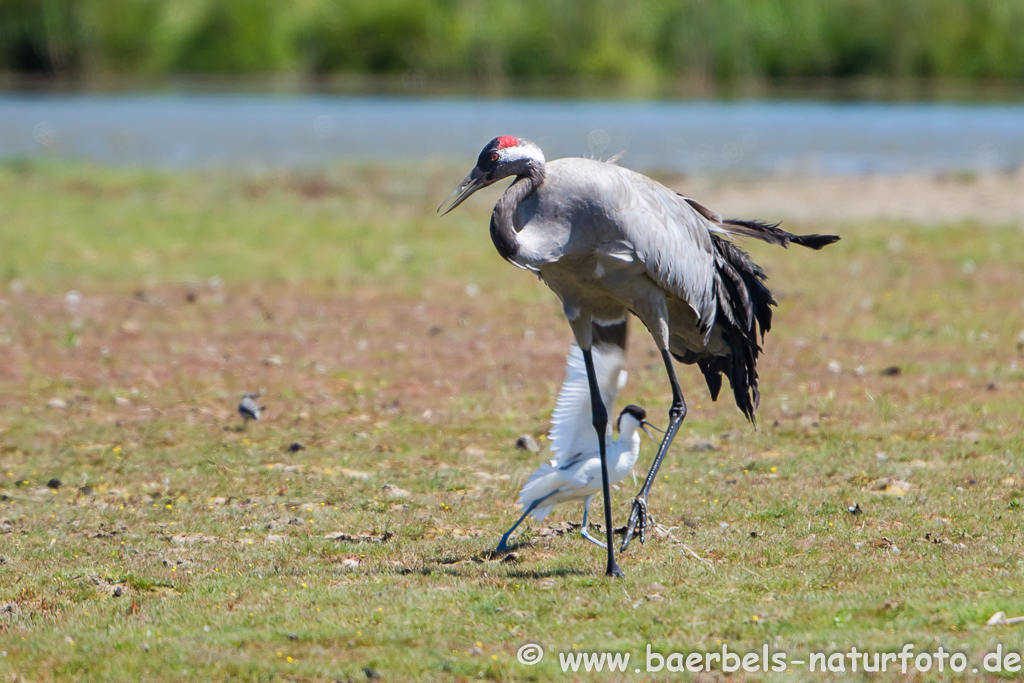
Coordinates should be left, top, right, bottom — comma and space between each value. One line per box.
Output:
1, 160, 1024, 681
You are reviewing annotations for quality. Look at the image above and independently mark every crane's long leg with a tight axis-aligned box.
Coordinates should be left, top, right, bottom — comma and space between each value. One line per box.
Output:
621, 348, 687, 551
582, 347, 624, 577
579, 495, 606, 549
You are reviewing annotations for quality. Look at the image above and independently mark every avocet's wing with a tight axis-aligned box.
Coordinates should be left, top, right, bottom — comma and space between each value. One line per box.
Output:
548, 321, 627, 466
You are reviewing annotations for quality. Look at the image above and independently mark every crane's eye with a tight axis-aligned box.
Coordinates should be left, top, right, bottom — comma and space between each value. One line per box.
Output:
490, 153, 499, 162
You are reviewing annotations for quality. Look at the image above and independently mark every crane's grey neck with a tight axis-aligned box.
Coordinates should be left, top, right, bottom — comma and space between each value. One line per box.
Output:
490, 163, 545, 262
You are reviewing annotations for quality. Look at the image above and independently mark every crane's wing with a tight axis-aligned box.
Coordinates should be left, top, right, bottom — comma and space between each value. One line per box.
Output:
547, 336, 627, 467
592, 164, 837, 341
596, 168, 721, 338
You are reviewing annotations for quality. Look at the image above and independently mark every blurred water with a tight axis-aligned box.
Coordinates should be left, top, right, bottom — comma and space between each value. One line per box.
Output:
1, 93, 1022, 175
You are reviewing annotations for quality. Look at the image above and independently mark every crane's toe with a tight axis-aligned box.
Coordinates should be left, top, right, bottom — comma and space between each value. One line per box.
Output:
620, 497, 651, 551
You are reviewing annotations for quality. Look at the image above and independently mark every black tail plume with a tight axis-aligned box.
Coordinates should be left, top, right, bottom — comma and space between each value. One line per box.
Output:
721, 218, 840, 251
699, 238, 777, 424
790, 233, 841, 250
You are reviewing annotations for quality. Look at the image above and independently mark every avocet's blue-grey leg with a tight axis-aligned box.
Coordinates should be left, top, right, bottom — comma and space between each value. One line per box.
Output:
621, 348, 687, 551
582, 347, 624, 577
579, 495, 606, 549
496, 490, 557, 553
496, 506, 534, 553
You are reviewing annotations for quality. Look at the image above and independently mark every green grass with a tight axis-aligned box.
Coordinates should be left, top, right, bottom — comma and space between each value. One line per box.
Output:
5, 0, 1024, 85
1, 161, 1024, 681
0, 159, 506, 291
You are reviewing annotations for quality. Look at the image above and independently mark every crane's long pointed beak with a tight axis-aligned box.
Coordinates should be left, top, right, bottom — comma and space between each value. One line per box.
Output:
438, 167, 488, 215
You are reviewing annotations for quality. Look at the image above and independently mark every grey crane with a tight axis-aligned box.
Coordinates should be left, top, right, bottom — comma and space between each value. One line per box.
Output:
439, 136, 838, 577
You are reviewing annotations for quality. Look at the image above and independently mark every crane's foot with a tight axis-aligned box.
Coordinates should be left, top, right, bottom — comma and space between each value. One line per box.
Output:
606, 560, 625, 578
620, 497, 652, 552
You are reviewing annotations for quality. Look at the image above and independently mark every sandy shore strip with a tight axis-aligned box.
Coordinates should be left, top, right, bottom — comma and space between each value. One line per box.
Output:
672, 170, 1024, 227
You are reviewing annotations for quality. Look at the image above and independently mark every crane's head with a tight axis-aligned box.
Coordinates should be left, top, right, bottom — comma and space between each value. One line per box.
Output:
617, 404, 657, 438
438, 136, 545, 215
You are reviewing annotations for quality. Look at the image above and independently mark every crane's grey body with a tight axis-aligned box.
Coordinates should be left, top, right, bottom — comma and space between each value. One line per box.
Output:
506, 158, 725, 361
440, 136, 838, 576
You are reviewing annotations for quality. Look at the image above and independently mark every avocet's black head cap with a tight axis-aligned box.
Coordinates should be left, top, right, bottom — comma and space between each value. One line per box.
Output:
617, 404, 646, 430
620, 404, 646, 421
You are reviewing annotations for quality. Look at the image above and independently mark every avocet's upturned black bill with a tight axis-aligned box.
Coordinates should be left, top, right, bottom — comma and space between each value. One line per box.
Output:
440, 135, 839, 577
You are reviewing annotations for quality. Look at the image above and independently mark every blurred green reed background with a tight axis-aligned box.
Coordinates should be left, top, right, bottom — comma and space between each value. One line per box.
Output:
2, 0, 1024, 84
